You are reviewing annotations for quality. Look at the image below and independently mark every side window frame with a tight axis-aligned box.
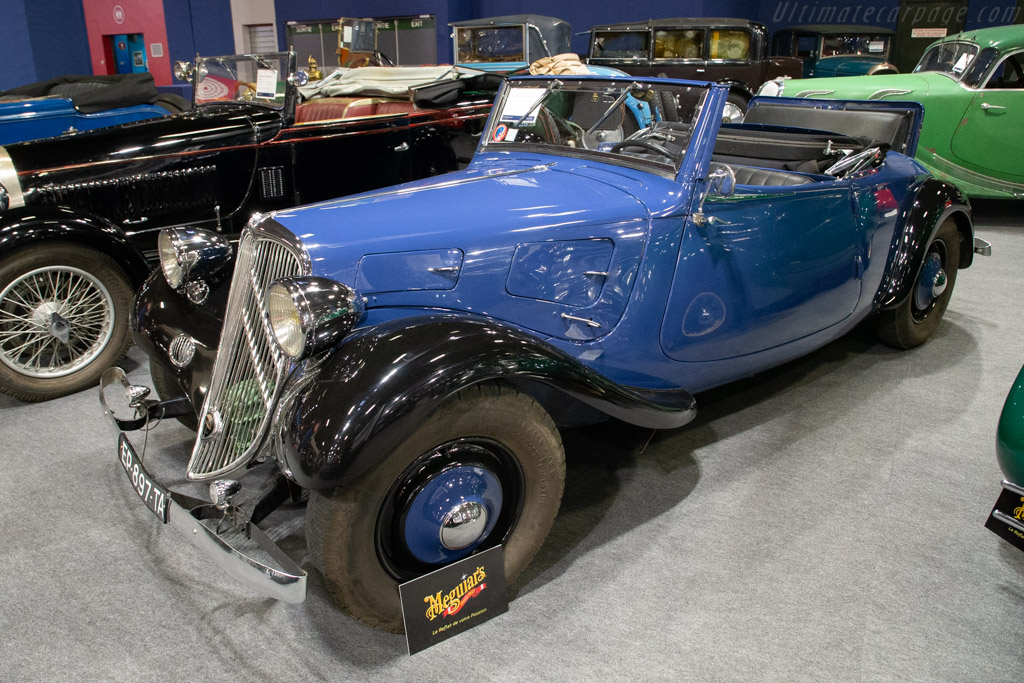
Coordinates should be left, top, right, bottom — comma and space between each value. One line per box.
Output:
982, 50, 1024, 90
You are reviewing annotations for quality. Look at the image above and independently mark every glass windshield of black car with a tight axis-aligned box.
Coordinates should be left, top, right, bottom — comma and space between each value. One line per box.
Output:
195, 54, 291, 108
482, 79, 708, 175
456, 26, 525, 63
821, 34, 890, 57
914, 41, 979, 79
591, 31, 650, 60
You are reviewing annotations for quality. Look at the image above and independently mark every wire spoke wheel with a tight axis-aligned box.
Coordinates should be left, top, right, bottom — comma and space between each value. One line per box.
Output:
0, 244, 132, 401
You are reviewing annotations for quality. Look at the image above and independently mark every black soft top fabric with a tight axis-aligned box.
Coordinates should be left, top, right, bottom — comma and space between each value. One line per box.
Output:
0, 73, 160, 113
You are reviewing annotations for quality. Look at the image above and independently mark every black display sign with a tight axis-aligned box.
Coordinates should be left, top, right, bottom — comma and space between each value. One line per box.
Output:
985, 486, 1024, 552
399, 545, 508, 655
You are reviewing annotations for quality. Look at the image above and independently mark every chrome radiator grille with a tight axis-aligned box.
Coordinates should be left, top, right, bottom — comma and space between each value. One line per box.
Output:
187, 220, 308, 480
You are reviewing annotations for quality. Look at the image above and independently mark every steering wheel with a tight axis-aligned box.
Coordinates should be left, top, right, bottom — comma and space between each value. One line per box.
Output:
610, 138, 680, 162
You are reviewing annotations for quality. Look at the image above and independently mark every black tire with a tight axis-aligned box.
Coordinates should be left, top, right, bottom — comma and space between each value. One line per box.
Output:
659, 90, 679, 122
0, 243, 133, 401
877, 218, 960, 349
723, 92, 748, 123
307, 382, 565, 631
149, 362, 198, 430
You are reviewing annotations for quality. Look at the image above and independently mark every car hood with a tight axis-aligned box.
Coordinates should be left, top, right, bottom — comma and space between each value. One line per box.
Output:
784, 72, 941, 99
272, 153, 661, 285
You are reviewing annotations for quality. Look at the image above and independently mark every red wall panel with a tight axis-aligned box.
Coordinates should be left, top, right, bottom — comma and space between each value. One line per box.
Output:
82, 0, 172, 85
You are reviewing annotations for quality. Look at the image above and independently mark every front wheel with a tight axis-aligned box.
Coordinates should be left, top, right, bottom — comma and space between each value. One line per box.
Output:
877, 218, 960, 349
0, 243, 133, 401
306, 382, 565, 631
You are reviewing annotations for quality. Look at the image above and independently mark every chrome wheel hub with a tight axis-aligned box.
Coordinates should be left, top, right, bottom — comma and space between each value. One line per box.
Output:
440, 501, 489, 550
0, 266, 114, 378
722, 102, 744, 124
915, 252, 946, 312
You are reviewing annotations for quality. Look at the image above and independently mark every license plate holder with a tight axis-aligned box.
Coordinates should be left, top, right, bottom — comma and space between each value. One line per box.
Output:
119, 434, 170, 523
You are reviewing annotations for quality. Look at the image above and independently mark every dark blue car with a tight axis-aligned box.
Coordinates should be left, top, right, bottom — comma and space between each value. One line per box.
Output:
0, 73, 186, 145
101, 74, 987, 631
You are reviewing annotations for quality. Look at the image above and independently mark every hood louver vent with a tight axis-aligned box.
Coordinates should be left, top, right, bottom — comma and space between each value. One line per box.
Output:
37, 165, 218, 223
259, 166, 285, 200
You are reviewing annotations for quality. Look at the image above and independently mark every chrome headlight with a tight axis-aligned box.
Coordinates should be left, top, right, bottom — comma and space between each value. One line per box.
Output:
158, 227, 232, 289
757, 78, 785, 97
267, 277, 365, 360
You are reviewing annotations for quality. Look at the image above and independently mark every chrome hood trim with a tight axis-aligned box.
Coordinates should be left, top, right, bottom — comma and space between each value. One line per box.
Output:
0, 147, 24, 210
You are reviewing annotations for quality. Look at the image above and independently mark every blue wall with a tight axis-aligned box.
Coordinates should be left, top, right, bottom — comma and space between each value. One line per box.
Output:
0, 0, 38, 89
163, 0, 235, 68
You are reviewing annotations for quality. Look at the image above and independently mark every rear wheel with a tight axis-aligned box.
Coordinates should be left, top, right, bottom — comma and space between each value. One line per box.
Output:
0, 244, 132, 401
722, 92, 747, 124
307, 382, 565, 631
877, 218, 960, 349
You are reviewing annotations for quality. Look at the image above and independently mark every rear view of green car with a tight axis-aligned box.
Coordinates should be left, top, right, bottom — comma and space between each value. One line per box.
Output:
758, 24, 1024, 199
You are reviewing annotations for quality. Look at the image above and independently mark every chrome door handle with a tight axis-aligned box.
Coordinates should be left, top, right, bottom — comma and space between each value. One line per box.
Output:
122, 216, 148, 225
560, 313, 601, 328
980, 102, 1006, 111
394, 141, 410, 151
427, 266, 459, 274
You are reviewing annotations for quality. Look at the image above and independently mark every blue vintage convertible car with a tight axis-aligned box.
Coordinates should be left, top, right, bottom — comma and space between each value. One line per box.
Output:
0, 73, 186, 145
100, 74, 988, 631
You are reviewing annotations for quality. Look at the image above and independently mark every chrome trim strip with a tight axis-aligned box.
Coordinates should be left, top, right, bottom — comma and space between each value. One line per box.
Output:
993, 510, 1024, 535
795, 89, 835, 97
99, 367, 307, 603
1002, 479, 1024, 497
922, 149, 1024, 196
0, 147, 25, 209
868, 88, 912, 100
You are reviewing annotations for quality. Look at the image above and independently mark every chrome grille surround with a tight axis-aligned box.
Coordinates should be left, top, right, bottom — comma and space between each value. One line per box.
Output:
186, 215, 310, 480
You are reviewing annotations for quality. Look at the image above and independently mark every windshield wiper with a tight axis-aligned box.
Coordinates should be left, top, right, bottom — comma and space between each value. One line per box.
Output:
586, 82, 642, 136
514, 79, 563, 126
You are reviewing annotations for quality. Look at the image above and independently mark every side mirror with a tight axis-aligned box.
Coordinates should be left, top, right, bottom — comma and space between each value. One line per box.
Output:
173, 61, 195, 83
693, 165, 736, 226
708, 165, 736, 198
288, 71, 310, 87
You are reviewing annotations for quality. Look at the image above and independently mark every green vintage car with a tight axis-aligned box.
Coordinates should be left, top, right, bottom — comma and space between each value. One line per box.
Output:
758, 24, 1024, 199
986, 364, 1024, 550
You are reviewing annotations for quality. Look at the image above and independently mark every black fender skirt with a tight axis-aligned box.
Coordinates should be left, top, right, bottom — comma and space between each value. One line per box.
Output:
874, 177, 973, 310
274, 314, 697, 490
0, 206, 152, 285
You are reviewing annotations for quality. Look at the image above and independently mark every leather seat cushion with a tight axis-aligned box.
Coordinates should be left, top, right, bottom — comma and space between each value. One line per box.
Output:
711, 162, 815, 187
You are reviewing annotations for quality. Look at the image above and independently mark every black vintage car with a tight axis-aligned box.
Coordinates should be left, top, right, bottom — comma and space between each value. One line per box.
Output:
0, 52, 495, 401
587, 17, 803, 121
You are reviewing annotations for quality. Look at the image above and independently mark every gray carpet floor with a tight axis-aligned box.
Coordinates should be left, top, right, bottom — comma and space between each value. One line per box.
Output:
1, 202, 1022, 681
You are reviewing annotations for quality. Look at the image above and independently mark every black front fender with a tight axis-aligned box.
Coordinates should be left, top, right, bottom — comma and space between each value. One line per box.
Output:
0, 206, 151, 285
875, 177, 973, 310
274, 314, 696, 490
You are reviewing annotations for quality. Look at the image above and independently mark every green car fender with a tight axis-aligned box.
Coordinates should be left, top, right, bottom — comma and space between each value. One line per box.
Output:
997, 364, 1024, 487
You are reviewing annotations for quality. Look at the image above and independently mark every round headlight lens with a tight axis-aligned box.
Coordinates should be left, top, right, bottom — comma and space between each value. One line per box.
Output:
268, 283, 305, 358
158, 231, 184, 288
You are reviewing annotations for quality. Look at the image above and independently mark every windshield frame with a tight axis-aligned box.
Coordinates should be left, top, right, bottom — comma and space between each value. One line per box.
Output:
480, 76, 711, 179
192, 52, 298, 114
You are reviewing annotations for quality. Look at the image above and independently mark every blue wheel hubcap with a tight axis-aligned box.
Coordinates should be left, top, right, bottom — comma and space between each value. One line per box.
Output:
914, 251, 946, 313
402, 464, 503, 565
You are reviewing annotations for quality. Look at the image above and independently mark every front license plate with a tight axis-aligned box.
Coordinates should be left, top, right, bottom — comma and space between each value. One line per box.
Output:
119, 434, 170, 523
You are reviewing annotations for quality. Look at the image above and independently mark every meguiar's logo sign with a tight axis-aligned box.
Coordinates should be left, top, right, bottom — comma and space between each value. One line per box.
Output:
399, 545, 508, 655
424, 567, 487, 621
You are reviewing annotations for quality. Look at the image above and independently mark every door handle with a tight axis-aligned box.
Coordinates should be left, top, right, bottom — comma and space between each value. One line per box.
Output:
393, 141, 410, 152
122, 216, 148, 225
980, 102, 1006, 112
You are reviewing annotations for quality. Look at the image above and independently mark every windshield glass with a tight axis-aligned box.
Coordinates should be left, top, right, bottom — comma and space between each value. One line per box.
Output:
481, 78, 708, 175
456, 26, 525, 63
194, 53, 292, 107
821, 34, 891, 57
913, 41, 979, 79
591, 31, 650, 59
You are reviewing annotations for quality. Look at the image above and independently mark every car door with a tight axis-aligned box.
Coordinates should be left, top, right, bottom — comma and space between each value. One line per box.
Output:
951, 50, 1024, 181
660, 177, 862, 363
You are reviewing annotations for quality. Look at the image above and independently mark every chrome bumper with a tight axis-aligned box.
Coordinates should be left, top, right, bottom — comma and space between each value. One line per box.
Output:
100, 366, 306, 603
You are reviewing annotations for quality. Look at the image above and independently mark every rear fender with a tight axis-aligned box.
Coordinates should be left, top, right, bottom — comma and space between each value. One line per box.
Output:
0, 206, 151, 285
875, 178, 973, 310
273, 314, 696, 490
